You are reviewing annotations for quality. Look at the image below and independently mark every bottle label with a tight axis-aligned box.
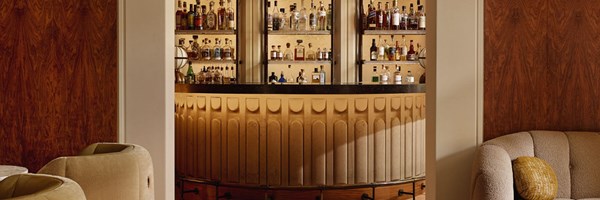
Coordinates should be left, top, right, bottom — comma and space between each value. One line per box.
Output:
419, 16, 426, 29
371, 52, 377, 60
406, 76, 415, 83
381, 74, 388, 82
394, 75, 402, 82
207, 15, 216, 28
378, 46, 385, 56
310, 16, 317, 26
202, 50, 211, 59
229, 20, 235, 29
223, 51, 232, 59
214, 49, 222, 59
378, 15, 383, 24
401, 47, 408, 56
392, 13, 400, 26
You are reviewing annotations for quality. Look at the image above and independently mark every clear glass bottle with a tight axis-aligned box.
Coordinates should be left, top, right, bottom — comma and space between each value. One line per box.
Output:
270, 45, 277, 60
326, 4, 333, 31
371, 66, 379, 83
380, 65, 390, 84
387, 37, 397, 61
272, 0, 281, 31
279, 8, 288, 30
319, 65, 326, 84
223, 66, 231, 84
230, 66, 237, 83
299, 0, 308, 31
277, 45, 284, 60
317, 1, 327, 31
400, 35, 408, 61
206, 1, 217, 30
223, 38, 233, 60
323, 48, 329, 61
316, 48, 323, 60
378, 36, 385, 61
213, 38, 222, 60
391, 0, 400, 30
309, 0, 317, 31
227, 0, 235, 30
284, 43, 294, 61
394, 65, 402, 84
206, 66, 214, 83
294, 40, 305, 61
267, 1, 273, 31
202, 38, 211, 60
418, 5, 426, 30
401, 6, 408, 30
406, 70, 415, 84
215, 67, 223, 84
291, 3, 300, 30
409, 3, 418, 30
306, 43, 316, 60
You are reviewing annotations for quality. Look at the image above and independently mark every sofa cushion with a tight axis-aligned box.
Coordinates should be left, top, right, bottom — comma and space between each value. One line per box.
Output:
513, 156, 558, 200
566, 132, 600, 199
530, 131, 571, 198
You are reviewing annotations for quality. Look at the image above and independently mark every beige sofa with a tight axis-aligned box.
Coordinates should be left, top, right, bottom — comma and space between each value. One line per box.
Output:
0, 174, 86, 200
38, 143, 154, 200
471, 131, 600, 200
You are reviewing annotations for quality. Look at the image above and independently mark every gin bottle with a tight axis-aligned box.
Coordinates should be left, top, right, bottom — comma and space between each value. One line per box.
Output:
299, 0, 309, 31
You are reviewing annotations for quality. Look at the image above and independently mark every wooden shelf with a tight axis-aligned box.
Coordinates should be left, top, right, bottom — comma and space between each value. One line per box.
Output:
363, 30, 426, 35
175, 30, 237, 35
362, 60, 420, 65
268, 60, 332, 65
188, 59, 238, 64
268, 30, 332, 35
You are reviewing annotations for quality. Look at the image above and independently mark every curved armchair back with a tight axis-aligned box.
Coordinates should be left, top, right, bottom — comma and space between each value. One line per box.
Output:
0, 174, 86, 200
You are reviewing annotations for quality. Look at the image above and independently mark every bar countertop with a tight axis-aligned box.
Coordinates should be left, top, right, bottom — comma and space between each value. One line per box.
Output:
175, 83, 426, 94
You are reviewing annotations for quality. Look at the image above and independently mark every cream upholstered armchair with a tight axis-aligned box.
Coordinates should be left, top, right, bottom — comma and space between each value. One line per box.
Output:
0, 174, 86, 200
471, 131, 600, 200
38, 143, 154, 200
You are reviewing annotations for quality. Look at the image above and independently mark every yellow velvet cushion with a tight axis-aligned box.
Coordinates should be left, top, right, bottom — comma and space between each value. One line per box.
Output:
512, 157, 558, 200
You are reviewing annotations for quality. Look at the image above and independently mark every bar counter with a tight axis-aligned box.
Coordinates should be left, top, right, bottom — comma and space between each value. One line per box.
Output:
175, 83, 426, 199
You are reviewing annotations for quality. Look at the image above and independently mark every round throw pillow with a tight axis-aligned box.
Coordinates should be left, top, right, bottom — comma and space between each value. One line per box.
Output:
512, 157, 558, 200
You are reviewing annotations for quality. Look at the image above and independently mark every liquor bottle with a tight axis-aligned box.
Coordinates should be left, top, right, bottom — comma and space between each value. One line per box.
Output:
291, 4, 300, 30
418, 5, 426, 30
326, 4, 333, 31
277, 45, 284, 60
213, 38, 222, 60
267, 1, 273, 31
387, 37, 397, 61
377, 36, 385, 61
223, 66, 231, 84
371, 66, 379, 83
382, 2, 390, 30
284, 43, 294, 61
197, 66, 206, 84
202, 39, 211, 60
201, 5, 208, 29
227, 0, 235, 30
400, 6, 408, 30
279, 8, 288, 30
323, 47, 330, 61
361, 3, 368, 30
407, 39, 416, 61
297, 69, 307, 83
230, 66, 236, 83
270, 45, 277, 60
217, 0, 226, 30
191, 35, 201, 60
181, 2, 188, 30
395, 40, 402, 61
327, 48, 332, 60
206, 1, 217, 30
272, 1, 281, 31
194, 5, 203, 30
188, 3, 195, 30
176, 1, 183, 30
311, 68, 320, 83
206, 66, 214, 83
309, 1, 317, 31
278, 71, 287, 83
406, 70, 415, 84
306, 43, 316, 60
214, 67, 223, 84
316, 48, 323, 60
319, 65, 326, 84
409, 3, 418, 30
223, 38, 233, 60
294, 40, 305, 60
367, 0, 377, 30
186, 61, 196, 84
376, 2, 383, 30
318, 1, 327, 31
370, 39, 377, 61
380, 65, 390, 84
394, 65, 402, 84
269, 72, 278, 83
400, 35, 408, 61
299, 0, 308, 31
391, 0, 400, 30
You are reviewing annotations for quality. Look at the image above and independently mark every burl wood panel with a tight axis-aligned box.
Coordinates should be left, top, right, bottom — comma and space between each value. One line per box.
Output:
0, 1, 118, 171
484, 0, 600, 140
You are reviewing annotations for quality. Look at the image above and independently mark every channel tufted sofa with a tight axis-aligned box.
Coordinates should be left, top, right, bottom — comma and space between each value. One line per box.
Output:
471, 131, 600, 200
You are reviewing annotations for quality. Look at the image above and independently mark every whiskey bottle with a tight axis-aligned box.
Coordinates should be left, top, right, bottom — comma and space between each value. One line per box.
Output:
370, 39, 377, 61
218, 0, 226, 30
201, 5, 208, 29
405, 70, 415, 84
306, 43, 316, 60
377, 36, 385, 61
272, 1, 281, 31
394, 65, 402, 84
206, 1, 217, 30
319, 65, 326, 84
284, 43, 294, 61
267, 1, 273, 31
309, 2, 317, 31
181, 2, 188, 30
400, 6, 408, 30
400, 35, 408, 61
194, 5, 203, 30
294, 40, 305, 61
223, 38, 233, 60
277, 45, 284, 60
376, 2, 383, 30
367, 0, 377, 30
409, 3, 418, 30
395, 40, 402, 61
188, 3, 195, 30
371, 66, 379, 83
311, 68, 320, 83
213, 38, 222, 60
418, 5, 426, 30
270, 45, 277, 60
391, 0, 400, 30
317, 1, 326, 31
299, 0, 308, 31
227, 0, 235, 30
388, 37, 397, 61
407, 39, 416, 61
191, 35, 201, 60
382, 2, 390, 30
326, 4, 333, 31
176, 1, 183, 30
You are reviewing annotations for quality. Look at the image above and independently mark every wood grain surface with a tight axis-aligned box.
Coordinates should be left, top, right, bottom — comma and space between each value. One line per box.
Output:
0, 1, 118, 171
484, 0, 600, 140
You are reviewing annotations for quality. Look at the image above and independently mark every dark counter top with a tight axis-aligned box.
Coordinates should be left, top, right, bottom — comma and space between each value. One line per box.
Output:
175, 83, 426, 94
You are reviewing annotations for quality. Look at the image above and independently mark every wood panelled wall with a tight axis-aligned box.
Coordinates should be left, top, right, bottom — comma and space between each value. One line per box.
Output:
484, 0, 600, 140
0, 1, 118, 171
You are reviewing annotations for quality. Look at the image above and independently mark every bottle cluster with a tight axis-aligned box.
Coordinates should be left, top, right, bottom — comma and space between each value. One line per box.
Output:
268, 65, 327, 84
176, 0, 235, 31
185, 62, 237, 84
369, 35, 421, 61
267, 0, 333, 32
269, 40, 332, 61
362, 0, 426, 31
370, 65, 414, 84
178, 36, 235, 61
